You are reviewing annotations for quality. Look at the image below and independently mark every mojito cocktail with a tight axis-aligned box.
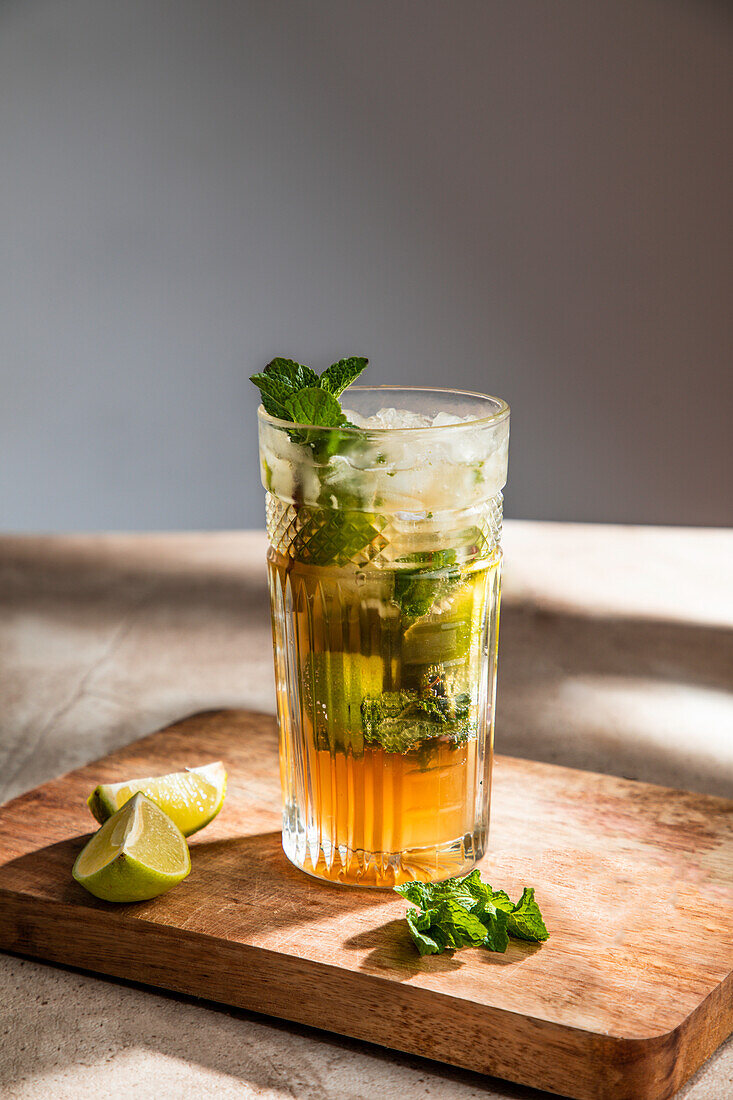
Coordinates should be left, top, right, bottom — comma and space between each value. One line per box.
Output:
255, 369, 509, 887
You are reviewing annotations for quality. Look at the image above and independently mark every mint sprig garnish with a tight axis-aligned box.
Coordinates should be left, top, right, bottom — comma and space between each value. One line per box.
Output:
283, 386, 346, 429
251, 356, 368, 428
250, 358, 320, 419
252, 355, 375, 565
319, 357, 369, 398
395, 870, 548, 956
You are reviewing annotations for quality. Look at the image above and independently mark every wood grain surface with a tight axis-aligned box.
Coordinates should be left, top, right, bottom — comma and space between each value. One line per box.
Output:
0, 709, 731, 1100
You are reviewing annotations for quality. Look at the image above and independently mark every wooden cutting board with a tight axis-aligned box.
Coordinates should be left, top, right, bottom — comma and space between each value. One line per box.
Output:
0, 710, 730, 1100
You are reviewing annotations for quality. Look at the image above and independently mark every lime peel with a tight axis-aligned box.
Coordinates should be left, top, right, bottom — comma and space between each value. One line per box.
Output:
87, 761, 227, 837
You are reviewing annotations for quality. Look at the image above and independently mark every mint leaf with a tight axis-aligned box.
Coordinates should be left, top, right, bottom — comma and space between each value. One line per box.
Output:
395, 872, 548, 955
405, 907, 448, 955
283, 387, 346, 428
436, 899, 491, 949
468, 893, 511, 952
250, 358, 320, 419
491, 886, 549, 942
249, 374, 291, 419
361, 690, 472, 753
252, 354, 368, 454
319, 357, 368, 397
393, 550, 462, 618
397, 873, 482, 912
481, 906, 511, 952
264, 358, 319, 392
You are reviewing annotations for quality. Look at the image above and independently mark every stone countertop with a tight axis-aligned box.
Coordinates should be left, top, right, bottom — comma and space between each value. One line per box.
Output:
1, 524, 731, 1099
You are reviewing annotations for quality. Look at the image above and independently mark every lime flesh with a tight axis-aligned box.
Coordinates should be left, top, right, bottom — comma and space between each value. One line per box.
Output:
87, 761, 227, 837
73, 793, 191, 902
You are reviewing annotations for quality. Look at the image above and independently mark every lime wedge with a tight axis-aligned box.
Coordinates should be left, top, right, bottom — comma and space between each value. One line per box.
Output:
87, 761, 227, 837
73, 793, 191, 902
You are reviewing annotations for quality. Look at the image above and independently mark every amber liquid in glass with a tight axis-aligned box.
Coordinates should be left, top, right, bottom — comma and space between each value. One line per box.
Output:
268, 542, 500, 887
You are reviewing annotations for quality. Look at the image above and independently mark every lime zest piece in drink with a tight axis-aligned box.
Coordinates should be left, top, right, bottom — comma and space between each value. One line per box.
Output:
395, 871, 549, 956
303, 650, 385, 753
73, 792, 191, 903
87, 761, 227, 837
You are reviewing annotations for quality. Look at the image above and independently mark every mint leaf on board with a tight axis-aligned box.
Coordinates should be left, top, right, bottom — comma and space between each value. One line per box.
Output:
395, 871, 548, 956
319, 357, 368, 397
490, 886, 549, 942
405, 907, 448, 956
434, 899, 491, 949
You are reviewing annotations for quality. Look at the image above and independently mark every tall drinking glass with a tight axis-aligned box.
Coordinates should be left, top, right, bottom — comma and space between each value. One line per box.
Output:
258, 387, 509, 886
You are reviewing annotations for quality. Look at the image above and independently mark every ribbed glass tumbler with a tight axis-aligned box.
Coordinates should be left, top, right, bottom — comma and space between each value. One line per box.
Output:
258, 387, 509, 887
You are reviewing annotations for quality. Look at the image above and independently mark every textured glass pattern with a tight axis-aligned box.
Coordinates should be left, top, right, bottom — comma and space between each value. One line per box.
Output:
267, 491, 503, 887
266, 495, 389, 567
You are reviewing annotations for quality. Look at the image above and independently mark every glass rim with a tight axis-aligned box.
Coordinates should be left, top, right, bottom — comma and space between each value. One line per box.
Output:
257, 385, 510, 434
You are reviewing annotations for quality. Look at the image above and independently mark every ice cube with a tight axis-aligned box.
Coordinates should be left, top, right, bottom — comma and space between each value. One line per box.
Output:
342, 407, 434, 430
431, 411, 470, 427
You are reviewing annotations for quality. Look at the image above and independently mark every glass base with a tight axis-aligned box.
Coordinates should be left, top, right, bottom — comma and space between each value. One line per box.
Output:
282, 815, 486, 888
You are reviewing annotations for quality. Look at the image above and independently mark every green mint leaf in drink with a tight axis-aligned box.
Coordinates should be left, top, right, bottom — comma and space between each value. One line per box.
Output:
250, 358, 320, 419
282, 386, 347, 428
395, 872, 548, 955
252, 355, 382, 563
360, 689, 473, 753
393, 550, 462, 618
319, 357, 369, 397
251, 356, 367, 424
263, 357, 320, 394
249, 373, 290, 419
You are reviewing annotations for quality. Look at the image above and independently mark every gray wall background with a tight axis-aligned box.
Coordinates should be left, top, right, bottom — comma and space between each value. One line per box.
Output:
1, 0, 731, 531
